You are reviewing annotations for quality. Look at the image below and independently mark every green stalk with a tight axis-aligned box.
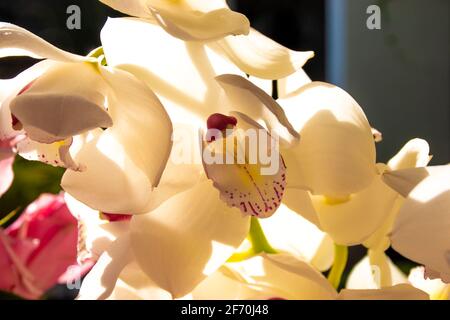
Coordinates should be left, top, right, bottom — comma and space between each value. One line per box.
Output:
0, 209, 19, 227
228, 217, 277, 262
328, 244, 348, 289
248, 217, 277, 254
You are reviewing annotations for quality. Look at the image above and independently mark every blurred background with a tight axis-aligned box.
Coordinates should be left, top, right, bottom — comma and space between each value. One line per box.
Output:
0, 0, 448, 299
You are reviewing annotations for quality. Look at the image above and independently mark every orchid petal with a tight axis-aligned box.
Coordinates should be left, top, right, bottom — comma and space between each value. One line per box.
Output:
216, 28, 314, 79
279, 82, 376, 197
382, 166, 445, 198
310, 165, 397, 246
149, 6, 249, 42
224, 254, 337, 300
387, 138, 431, 170
78, 235, 132, 300
108, 262, 172, 300
191, 266, 260, 300
1, 60, 55, 140
10, 62, 113, 144
215, 74, 299, 147
201, 112, 286, 218
408, 267, 449, 300
346, 255, 407, 289
247, 76, 273, 96
282, 187, 320, 226
130, 180, 250, 298
259, 204, 334, 271
363, 139, 431, 250
62, 67, 172, 214
338, 284, 428, 300
101, 17, 242, 124
0, 22, 90, 62
100, 0, 250, 41
64, 193, 130, 263
16, 137, 81, 171
277, 68, 312, 98
384, 165, 450, 282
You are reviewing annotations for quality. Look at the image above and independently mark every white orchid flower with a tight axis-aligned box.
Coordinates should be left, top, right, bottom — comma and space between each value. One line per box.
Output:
102, 252, 427, 300
382, 165, 450, 283
87, 18, 334, 298
75, 178, 334, 299
99, 0, 313, 80
302, 138, 431, 247
0, 22, 173, 214
275, 138, 430, 290
299, 139, 430, 288
101, 17, 301, 216
75, 177, 250, 300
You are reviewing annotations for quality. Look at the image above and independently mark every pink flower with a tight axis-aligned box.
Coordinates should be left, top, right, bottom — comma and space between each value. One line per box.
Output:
0, 193, 91, 299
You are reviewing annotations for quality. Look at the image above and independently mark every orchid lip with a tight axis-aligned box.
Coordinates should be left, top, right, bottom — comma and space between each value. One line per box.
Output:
206, 113, 238, 142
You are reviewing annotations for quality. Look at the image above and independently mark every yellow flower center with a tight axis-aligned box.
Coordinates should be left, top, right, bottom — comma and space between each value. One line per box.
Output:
323, 195, 351, 205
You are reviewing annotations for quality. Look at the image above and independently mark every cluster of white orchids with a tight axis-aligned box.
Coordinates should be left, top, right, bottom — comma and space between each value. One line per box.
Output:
0, 0, 448, 300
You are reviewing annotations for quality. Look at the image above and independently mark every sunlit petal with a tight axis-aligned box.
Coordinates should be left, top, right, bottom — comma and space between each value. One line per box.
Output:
259, 204, 334, 271
385, 165, 450, 282
310, 165, 397, 246
77, 235, 132, 300
346, 255, 407, 289
225, 254, 337, 300
216, 74, 299, 147
216, 28, 314, 79
101, 17, 242, 124
17, 137, 81, 171
100, 0, 250, 41
0, 22, 90, 62
338, 284, 428, 300
1, 60, 54, 140
10, 62, 112, 144
64, 193, 130, 263
279, 82, 376, 197
62, 67, 172, 214
387, 138, 431, 170
277, 68, 312, 98
130, 180, 250, 298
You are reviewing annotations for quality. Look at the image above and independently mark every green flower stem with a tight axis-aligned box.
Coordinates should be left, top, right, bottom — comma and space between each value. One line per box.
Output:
87, 46, 107, 66
0, 209, 19, 227
328, 244, 348, 289
88, 46, 104, 58
248, 217, 277, 254
228, 217, 277, 262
